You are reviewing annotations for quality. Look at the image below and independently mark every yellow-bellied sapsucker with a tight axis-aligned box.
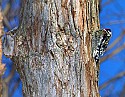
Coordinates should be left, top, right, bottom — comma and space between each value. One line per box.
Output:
92, 29, 112, 84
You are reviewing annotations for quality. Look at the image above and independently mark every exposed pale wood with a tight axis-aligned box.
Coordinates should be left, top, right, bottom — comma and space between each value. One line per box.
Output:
11, 0, 100, 97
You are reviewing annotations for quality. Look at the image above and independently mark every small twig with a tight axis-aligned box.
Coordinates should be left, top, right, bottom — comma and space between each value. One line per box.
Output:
0, 26, 18, 38
9, 78, 21, 97
100, 43, 125, 63
101, 0, 115, 7
106, 30, 125, 51
2, 3, 11, 30
99, 72, 125, 90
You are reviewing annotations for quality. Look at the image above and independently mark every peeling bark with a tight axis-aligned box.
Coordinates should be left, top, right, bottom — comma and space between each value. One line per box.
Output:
12, 0, 100, 97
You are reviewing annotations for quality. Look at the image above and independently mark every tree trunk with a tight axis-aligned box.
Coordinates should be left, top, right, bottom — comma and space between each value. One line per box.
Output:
11, 0, 100, 97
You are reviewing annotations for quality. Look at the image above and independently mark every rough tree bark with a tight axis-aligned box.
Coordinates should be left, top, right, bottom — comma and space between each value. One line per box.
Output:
11, 0, 100, 97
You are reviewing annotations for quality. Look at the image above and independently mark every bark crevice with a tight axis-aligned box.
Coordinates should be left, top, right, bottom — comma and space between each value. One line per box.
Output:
11, 0, 100, 97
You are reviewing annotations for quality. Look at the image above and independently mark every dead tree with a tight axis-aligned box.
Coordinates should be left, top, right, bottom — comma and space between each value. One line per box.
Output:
4, 0, 100, 97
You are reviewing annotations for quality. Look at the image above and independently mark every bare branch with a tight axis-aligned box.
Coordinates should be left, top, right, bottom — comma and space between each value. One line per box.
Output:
101, 0, 115, 8
2, 65, 15, 97
9, 78, 21, 97
100, 43, 125, 63
99, 72, 125, 90
119, 84, 125, 97
106, 30, 125, 51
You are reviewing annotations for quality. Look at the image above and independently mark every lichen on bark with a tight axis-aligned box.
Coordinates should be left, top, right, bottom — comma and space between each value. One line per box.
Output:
10, 0, 100, 97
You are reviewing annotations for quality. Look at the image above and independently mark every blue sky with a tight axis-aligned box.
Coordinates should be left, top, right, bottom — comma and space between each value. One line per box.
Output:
1, 0, 22, 97
100, 0, 125, 96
